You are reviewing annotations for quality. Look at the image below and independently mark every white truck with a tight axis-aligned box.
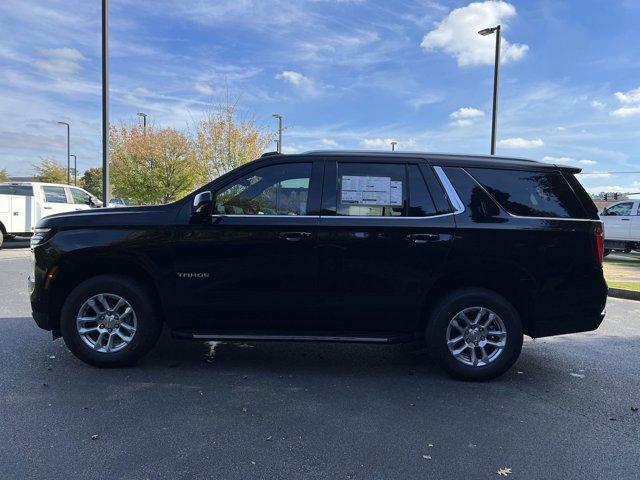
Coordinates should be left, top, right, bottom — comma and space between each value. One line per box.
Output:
599, 199, 640, 255
0, 182, 102, 247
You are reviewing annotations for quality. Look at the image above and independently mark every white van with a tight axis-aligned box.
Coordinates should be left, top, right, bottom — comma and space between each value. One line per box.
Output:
0, 182, 102, 247
599, 200, 640, 254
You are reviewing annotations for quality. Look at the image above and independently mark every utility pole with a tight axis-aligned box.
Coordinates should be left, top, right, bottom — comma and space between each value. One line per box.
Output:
390, 141, 397, 151
102, 0, 110, 205
137, 112, 147, 130
70, 154, 77, 185
57, 121, 70, 184
272, 114, 283, 153
478, 25, 501, 156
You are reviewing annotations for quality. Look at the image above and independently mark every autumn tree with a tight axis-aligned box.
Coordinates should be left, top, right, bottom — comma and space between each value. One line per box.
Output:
194, 99, 272, 180
0, 168, 9, 182
80, 167, 103, 198
109, 125, 206, 205
33, 157, 68, 184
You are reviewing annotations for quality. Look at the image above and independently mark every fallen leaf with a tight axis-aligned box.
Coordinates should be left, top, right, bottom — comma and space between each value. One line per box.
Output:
428, 444, 433, 447
91, 435, 99, 440
422, 455, 431, 460
241, 406, 248, 412
631, 406, 638, 412
49, 355, 55, 359
497, 467, 512, 476
516, 371, 523, 375
570, 373, 585, 379
266, 436, 272, 441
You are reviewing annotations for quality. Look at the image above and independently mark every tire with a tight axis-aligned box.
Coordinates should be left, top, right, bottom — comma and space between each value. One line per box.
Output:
603, 249, 611, 257
426, 288, 523, 381
60, 274, 162, 367
0, 230, 3, 249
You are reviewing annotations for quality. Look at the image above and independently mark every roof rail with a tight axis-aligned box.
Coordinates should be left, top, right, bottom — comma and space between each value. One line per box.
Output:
261, 151, 281, 157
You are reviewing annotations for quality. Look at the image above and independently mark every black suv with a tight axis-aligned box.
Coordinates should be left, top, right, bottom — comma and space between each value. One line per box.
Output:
29, 151, 607, 380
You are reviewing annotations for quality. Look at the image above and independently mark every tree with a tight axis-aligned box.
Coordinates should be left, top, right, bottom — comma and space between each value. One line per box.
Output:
0, 168, 9, 182
33, 157, 68, 184
80, 167, 103, 198
109, 125, 206, 205
194, 99, 272, 180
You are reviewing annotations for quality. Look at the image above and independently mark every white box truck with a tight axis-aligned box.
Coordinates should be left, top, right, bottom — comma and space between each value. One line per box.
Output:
0, 182, 102, 247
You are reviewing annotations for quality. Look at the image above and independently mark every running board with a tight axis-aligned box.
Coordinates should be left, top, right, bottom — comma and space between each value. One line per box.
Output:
171, 329, 420, 344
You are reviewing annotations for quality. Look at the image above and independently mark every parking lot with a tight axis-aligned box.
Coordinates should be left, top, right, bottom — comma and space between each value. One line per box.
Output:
1, 246, 638, 479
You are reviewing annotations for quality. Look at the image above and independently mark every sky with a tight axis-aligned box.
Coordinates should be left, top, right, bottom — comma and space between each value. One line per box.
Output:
0, 0, 639, 194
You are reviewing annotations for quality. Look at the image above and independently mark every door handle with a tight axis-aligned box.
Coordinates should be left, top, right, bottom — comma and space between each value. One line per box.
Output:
621, 218, 630, 221
406, 233, 440, 243
43, 206, 52, 210
279, 231, 312, 242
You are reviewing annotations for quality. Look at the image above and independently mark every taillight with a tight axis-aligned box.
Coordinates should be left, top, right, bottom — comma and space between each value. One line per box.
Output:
594, 222, 604, 266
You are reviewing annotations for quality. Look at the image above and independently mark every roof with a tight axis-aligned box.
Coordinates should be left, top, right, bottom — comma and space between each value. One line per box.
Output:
295, 150, 581, 173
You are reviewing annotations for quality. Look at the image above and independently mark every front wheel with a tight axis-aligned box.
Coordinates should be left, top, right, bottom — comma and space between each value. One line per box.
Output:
426, 288, 523, 381
60, 274, 162, 367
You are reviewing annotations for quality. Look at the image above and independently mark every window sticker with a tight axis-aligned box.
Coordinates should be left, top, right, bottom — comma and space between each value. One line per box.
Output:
341, 176, 402, 206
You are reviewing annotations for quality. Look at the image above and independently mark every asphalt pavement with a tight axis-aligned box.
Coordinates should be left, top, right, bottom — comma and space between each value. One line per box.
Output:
0, 247, 639, 479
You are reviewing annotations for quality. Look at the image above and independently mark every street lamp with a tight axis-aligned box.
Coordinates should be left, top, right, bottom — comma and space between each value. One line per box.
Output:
137, 112, 147, 130
57, 121, 70, 184
478, 24, 501, 156
70, 154, 77, 185
272, 114, 283, 153
390, 141, 397, 152
102, 0, 110, 205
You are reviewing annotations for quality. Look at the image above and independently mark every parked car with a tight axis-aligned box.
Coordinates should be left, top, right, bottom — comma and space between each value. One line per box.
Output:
0, 182, 102, 247
108, 197, 128, 208
28, 151, 607, 380
599, 200, 640, 255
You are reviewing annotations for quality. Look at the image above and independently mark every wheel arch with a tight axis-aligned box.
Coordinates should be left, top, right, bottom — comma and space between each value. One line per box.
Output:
419, 264, 537, 337
48, 252, 166, 332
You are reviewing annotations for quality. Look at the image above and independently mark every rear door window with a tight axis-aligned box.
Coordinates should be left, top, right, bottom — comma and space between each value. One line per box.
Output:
467, 168, 587, 219
337, 163, 405, 217
604, 202, 633, 216
407, 165, 437, 216
42, 186, 68, 204
0, 185, 33, 196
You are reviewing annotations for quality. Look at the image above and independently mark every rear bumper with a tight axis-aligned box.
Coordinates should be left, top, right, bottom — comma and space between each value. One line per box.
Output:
529, 310, 605, 337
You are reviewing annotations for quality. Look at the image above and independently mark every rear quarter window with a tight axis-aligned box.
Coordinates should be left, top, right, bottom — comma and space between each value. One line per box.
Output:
467, 168, 588, 219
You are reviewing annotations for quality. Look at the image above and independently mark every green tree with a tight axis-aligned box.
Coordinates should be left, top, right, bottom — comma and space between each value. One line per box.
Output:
80, 167, 103, 198
0, 168, 9, 182
194, 99, 272, 180
33, 157, 68, 184
109, 125, 206, 205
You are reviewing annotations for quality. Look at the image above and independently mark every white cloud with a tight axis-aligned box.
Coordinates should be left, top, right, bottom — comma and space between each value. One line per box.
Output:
34, 48, 84, 77
450, 107, 484, 126
361, 137, 396, 149
611, 106, 640, 118
320, 138, 338, 147
555, 126, 567, 131
276, 70, 321, 97
542, 155, 574, 164
194, 82, 214, 95
498, 137, 544, 149
614, 86, 640, 104
407, 92, 443, 110
611, 86, 640, 117
590, 100, 605, 109
420, 1, 529, 67
579, 159, 597, 165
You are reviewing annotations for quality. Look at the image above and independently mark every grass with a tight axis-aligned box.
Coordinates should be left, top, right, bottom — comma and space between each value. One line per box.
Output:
608, 281, 640, 292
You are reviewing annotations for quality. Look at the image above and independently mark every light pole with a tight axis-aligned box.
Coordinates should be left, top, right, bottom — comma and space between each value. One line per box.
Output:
102, 0, 110, 205
137, 112, 147, 130
57, 121, 70, 184
478, 25, 501, 156
390, 141, 397, 151
272, 114, 283, 153
70, 154, 77, 185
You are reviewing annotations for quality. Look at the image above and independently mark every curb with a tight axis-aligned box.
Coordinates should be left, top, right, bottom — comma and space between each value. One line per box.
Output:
608, 288, 640, 301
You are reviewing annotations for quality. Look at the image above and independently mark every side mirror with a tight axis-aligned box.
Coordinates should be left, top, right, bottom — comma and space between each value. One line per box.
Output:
192, 191, 212, 216
90, 196, 103, 208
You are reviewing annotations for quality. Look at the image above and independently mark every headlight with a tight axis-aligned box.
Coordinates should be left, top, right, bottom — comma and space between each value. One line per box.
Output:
30, 228, 52, 248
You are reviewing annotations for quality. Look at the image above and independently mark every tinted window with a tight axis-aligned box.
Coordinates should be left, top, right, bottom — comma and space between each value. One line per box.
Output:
337, 163, 405, 217
70, 188, 91, 205
0, 185, 33, 196
467, 168, 586, 219
42, 186, 68, 203
605, 202, 633, 216
444, 167, 501, 221
408, 165, 437, 216
215, 163, 311, 215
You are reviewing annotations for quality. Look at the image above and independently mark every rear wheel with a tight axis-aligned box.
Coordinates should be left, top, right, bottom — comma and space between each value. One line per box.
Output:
603, 249, 611, 257
60, 274, 162, 367
426, 288, 523, 381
